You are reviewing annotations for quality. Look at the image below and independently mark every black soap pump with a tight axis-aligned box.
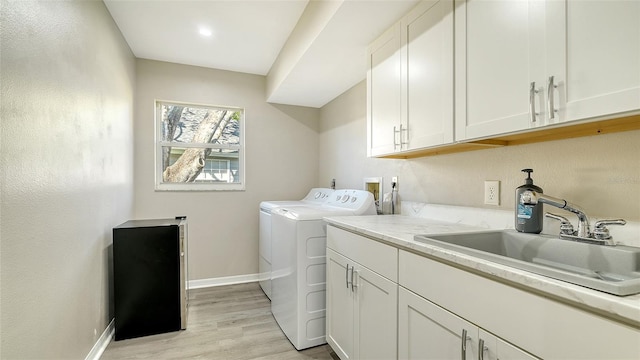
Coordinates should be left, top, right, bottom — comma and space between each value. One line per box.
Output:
515, 169, 543, 233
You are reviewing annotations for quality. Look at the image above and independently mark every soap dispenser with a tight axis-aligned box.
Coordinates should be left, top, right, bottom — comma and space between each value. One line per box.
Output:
515, 169, 543, 233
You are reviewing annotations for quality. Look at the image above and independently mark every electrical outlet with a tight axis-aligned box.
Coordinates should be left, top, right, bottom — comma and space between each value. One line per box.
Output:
484, 180, 500, 205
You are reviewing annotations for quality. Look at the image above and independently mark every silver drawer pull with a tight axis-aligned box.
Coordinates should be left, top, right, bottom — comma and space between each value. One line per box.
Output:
393, 126, 399, 149
529, 81, 539, 123
351, 269, 359, 291
479, 338, 488, 360
346, 264, 351, 288
547, 75, 557, 121
461, 329, 471, 360
399, 124, 408, 147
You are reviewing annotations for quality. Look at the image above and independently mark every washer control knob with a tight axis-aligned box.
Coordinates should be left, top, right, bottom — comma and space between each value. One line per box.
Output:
315, 192, 321, 199
341, 195, 350, 203
351, 197, 357, 203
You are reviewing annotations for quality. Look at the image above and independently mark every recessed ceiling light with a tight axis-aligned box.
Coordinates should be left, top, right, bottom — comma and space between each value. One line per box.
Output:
199, 28, 212, 37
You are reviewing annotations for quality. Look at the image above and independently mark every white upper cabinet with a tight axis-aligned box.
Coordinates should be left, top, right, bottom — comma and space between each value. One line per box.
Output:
368, 0, 454, 157
456, 0, 640, 141
368, 24, 402, 157
547, 0, 640, 124
455, 0, 547, 141
403, 0, 455, 150
371, 0, 639, 154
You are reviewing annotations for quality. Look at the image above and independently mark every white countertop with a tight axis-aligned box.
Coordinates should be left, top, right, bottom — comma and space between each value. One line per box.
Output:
324, 209, 640, 327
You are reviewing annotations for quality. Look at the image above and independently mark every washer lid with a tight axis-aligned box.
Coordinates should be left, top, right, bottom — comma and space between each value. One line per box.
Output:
260, 200, 309, 212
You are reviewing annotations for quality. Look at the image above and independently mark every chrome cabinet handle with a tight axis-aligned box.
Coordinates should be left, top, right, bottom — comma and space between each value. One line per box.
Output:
393, 124, 408, 150
350, 267, 355, 292
351, 269, 359, 291
346, 264, 351, 289
399, 124, 408, 148
393, 126, 399, 150
529, 81, 539, 123
547, 76, 557, 121
461, 329, 470, 360
478, 339, 488, 360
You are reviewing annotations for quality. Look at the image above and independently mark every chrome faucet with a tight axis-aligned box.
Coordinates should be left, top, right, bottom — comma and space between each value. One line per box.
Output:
519, 190, 626, 246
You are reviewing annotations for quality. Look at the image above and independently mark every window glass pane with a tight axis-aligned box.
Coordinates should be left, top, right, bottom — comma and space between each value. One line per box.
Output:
161, 147, 240, 184
156, 100, 244, 191
161, 105, 240, 145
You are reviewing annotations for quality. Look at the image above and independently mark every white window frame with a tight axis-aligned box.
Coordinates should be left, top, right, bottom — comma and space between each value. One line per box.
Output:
154, 100, 245, 191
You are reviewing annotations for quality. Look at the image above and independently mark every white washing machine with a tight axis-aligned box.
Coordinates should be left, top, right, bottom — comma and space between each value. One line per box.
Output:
271, 189, 376, 350
259, 188, 334, 299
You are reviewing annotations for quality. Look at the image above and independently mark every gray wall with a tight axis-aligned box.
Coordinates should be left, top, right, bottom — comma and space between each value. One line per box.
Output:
320, 81, 640, 223
134, 59, 320, 281
0, 1, 135, 359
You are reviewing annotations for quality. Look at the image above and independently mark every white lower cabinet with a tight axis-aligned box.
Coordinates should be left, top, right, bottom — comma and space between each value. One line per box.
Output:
399, 249, 640, 359
326, 249, 397, 360
398, 287, 537, 360
326, 249, 355, 359
398, 286, 479, 360
325, 228, 640, 360
326, 226, 398, 360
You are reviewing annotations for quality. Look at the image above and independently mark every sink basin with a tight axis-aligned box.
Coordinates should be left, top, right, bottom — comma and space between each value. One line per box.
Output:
414, 230, 640, 296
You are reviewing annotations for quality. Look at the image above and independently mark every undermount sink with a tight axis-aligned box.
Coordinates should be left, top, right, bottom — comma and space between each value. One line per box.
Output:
413, 230, 640, 296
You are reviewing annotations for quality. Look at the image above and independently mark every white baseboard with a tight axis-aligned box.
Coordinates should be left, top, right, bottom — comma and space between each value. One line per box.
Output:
188, 273, 260, 289
85, 319, 114, 360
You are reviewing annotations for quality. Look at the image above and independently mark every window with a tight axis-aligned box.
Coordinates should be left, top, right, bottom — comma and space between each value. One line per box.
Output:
155, 101, 244, 191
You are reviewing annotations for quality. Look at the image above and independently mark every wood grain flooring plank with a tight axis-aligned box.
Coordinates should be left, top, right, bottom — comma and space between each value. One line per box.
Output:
101, 282, 336, 360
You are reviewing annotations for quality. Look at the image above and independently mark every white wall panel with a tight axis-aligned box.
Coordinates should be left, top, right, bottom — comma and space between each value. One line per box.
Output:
134, 60, 320, 280
0, 1, 135, 358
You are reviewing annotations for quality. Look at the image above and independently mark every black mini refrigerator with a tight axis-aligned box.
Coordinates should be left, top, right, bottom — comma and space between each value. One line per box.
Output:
113, 218, 188, 340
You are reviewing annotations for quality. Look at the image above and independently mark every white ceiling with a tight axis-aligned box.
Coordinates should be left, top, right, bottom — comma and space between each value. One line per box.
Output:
104, 0, 419, 108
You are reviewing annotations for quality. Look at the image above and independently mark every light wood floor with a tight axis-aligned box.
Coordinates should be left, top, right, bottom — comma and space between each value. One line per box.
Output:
102, 282, 337, 360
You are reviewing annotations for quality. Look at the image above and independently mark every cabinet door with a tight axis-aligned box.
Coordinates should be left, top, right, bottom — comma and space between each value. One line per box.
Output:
353, 264, 398, 360
326, 249, 355, 360
479, 329, 539, 360
547, 0, 640, 124
403, 0, 454, 149
398, 287, 479, 360
455, 0, 546, 141
368, 23, 402, 156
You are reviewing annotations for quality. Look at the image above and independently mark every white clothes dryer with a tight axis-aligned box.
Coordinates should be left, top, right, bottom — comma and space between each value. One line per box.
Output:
259, 188, 334, 299
270, 189, 376, 350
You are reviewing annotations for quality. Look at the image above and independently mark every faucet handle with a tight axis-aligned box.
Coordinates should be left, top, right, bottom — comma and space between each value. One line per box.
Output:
545, 212, 575, 235
593, 219, 626, 228
593, 219, 626, 240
